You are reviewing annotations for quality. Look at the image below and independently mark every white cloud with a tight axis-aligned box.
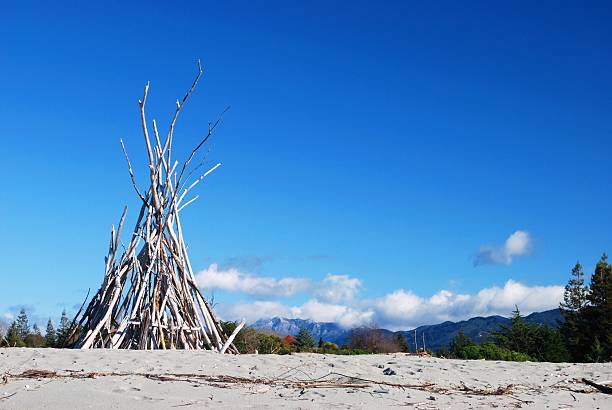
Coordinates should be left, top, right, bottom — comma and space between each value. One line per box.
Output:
472, 280, 563, 314
293, 299, 374, 328
198, 256, 564, 330
1, 312, 14, 321
371, 280, 563, 329
474, 230, 531, 266
195, 263, 310, 297
219, 298, 373, 329
315, 274, 362, 303
222, 301, 294, 323
219, 280, 564, 330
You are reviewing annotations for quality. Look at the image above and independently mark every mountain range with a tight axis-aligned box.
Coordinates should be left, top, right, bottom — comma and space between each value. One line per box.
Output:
252, 309, 563, 352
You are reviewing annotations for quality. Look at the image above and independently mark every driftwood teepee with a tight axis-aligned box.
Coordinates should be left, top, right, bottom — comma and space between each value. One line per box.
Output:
72, 62, 242, 351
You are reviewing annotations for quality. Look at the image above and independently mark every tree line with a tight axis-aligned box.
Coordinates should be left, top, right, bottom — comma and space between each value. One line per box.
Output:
1, 309, 72, 348
440, 253, 611, 362
219, 321, 410, 355
439, 307, 566, 362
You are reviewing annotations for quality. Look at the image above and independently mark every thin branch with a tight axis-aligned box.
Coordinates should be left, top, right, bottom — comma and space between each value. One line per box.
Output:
178, 163, 221, 205
164, 60, 204, 165
120, 139, 147, 203
173, 106, 229, 200
177, 195, 199, 213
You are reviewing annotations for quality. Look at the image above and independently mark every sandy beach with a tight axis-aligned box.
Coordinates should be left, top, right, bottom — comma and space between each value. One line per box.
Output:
0, 348, 610, 409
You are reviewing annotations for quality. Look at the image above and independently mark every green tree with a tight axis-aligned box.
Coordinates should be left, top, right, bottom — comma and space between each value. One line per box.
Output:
461, 342, 533, 362
585, 254, 612, 361
530, 324, 569, 362
588, 254, 612, 307
15, 308, 29, 340
24, 324, 45, 348
256, 333, 284, 354
45, 319, 57, 347
586, 337, 604, 363
561, 262, 589, 311
219, 321, 289, 354
294, 328, 315, 351
449, 330, 473, 358
6, 322, 25, 347
322, 341, 338, 351
55, 310, 70, 347
494, 307, 569, 362
318, 337, 324, 348
395, 334, 409, 353
560, 262, 589, 361
494, 307, 531, 354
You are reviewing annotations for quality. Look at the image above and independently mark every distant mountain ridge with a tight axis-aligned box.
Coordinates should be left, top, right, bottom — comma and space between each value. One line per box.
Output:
251, 317, 349, 345
251, 309, 563, 352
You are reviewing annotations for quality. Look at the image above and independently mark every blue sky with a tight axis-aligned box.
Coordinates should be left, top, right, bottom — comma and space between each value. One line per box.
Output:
1, 1, 611, 329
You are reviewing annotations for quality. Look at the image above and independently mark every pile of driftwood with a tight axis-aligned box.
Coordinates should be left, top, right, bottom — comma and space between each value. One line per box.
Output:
69, 62, 241, 351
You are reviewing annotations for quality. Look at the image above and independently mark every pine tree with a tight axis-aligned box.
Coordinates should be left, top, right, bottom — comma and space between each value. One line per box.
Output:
560, 262, 589, 361
586, 337, 604, 363
57, 309, 70, 347
494, 307, 531, 354
588, 254, 611, 306
6, 322, 25, 347
56, 310, 71, 347
585, 254, 612, 361
24, 323, 45, 348
294, 328, 315, 351
15, 308, 29, 340
318, 337, 324, 348
561, 262, 588, 312
493, 307, 568, 362
45, 319, 56, 347
530, 324, 569, 362
449, 330, 473, 358
395, 333, 409, 353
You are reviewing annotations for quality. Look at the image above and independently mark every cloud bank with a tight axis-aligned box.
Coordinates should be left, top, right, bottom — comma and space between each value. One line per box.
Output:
196, 263, 564, 330
315, 274, 362, 303
474, 230, 531, 266
196, 263, 309, 297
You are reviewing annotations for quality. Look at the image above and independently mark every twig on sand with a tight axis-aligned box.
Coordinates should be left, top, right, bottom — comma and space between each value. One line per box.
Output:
0, 392, 17, 401
582, 378, 612, 395
172, 399, 209, 407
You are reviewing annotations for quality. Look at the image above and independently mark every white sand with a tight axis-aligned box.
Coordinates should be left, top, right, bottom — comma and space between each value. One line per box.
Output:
1, 348, 610, 409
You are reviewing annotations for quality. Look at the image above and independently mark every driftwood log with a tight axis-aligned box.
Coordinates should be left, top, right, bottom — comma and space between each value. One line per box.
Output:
69, 62, 239, 351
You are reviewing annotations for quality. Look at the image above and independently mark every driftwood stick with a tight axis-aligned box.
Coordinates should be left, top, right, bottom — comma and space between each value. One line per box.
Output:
582, 378, 612, 395
220, 320, 245, 354
63, 288, 91, 347
178, 162, 221, 205
120, 139, 147, 203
